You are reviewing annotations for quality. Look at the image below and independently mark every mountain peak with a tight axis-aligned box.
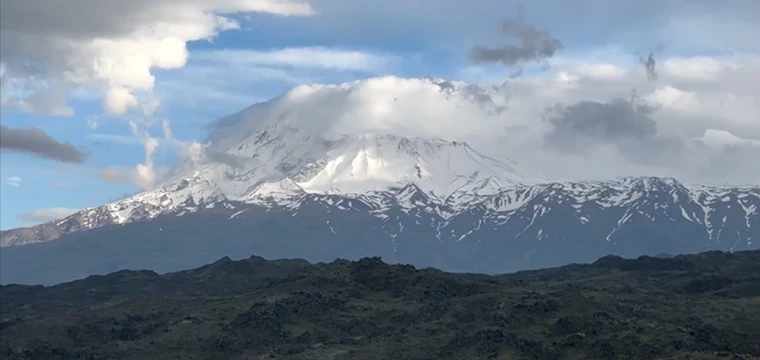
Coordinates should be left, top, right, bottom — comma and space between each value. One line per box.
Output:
206, 76, 508, 150
289, 132, 534, 197
4, 76, 756, 253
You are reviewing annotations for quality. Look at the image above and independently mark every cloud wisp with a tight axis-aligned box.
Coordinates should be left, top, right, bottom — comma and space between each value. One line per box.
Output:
96, 166, 130, 184
0, 125, 87, 163
17, 207, 79, 226
5, 176, 21, 187
193, 47, 396, 72
640, 53, 658, 81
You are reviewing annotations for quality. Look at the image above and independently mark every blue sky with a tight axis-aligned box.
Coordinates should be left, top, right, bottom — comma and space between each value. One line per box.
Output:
1, 0, 759, 229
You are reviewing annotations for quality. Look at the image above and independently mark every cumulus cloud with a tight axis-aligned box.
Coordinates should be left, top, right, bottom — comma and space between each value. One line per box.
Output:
104, 87, 139, 117
0, 0, 314, 117
205, 76, 511, 149
0, 125, 87, 163
5, 176, 21, 187
17, 207, 79, 226
1, 0, 317, 195
494, 54, 759, 184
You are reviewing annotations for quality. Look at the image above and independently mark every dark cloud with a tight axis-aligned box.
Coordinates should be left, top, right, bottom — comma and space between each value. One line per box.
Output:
428, 77, 508, 114
637, 44, 663, 81
639, 53, 658, 81
542, 98, 687, 165
544, 99, 657, 146
470, 18, 564, 69
0, 125, 87, 163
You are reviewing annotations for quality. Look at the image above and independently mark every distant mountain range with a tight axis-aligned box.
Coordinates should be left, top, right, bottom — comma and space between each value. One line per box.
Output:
2, 175, 756, 285
1, 77, 757, 285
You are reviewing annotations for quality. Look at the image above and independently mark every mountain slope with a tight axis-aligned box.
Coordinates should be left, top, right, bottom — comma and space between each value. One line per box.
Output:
0, 131, 539, 247
2, 250, 759, 359
2, 177, 757, 285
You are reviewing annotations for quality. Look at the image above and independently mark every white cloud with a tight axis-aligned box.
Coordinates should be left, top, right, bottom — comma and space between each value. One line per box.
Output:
510, 56, 760, 183
573, 63, 628, 81
104, 87, 139, 116
695, 129, 760, 149
5, 176, 21, 187
644, 86, 700, 112
128, 120, 163, 190
0, 0, 314, 117
86, 115, 100, 130
208, 76, 509, 145
204, 52, 760, 185
661, 57, 736, 81
142, 98, 161, 117
17, 207, 79, 226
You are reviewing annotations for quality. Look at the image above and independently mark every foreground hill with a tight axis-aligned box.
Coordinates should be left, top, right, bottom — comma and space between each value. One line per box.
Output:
2, 250, 759, 360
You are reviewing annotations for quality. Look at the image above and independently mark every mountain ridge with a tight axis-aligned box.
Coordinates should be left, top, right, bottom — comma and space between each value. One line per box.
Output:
2, 176, 757, 285
1, 130, 543, 247
2, 175, 757, 249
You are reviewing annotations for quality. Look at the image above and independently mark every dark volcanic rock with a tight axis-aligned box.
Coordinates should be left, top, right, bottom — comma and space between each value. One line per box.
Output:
1, 250, 759, 360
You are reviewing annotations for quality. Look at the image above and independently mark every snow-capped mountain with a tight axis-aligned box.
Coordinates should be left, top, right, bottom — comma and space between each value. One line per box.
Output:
2, 174, 758, 285
1, 76, 757, 284
0, 130, 538, 247
1, 77, 538, 247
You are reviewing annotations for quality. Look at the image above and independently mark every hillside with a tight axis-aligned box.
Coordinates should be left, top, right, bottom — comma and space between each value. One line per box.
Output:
2, 249, 759, 359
